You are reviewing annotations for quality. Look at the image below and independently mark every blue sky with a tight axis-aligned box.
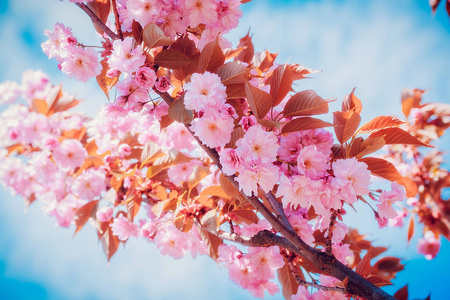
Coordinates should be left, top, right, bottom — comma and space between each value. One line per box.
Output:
0, 0, 450, 299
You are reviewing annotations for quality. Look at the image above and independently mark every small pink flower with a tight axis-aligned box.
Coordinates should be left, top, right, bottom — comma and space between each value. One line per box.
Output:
72, 168, 106, 201
377, 182, 406, 219
96, 207, 113, 222
291, 286, 312, 300
110, 216, 139, 241
297, 145, 329, 179
417, 231, 440, 260
155, 76, 171, 92
108, 37, 146, 74
333, 158, 371, 204
60, 47, 101, 82
52, 139, 87, 170
184, 72, 226, 111
135, 67, 157, 89
219, 148, 243, 176
118, 143, 132, 157
235, 125, 278, 164
190, 113, 234, 148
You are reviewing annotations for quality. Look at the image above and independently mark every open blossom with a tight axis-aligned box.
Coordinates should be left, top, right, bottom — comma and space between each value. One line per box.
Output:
247, 246, 284, 281
60, 47, 101, 82
52, 139, 87, 170
219, 148, 243, 175
377, 181, 406, 219
127, 0, 161, 27
236, 125, 278, 164
135, 67, 157, 89
110, 216, 139, 241
291, 286, 312, 300
215, 0, 243, 31
297, 145, 329, 179
96, 207, 113, 222
277, 174, 312, 209
190, 113, 233, 148
154, 225, 189, 259
155, 76, 171, 92
332, 158, 371, 204
72, 168, 106, 201
184, 0, 218, 28
108, 37, 146, 74
236, 164, 279, 196
41, 22, 75, 61
184, 72, 226, 111
417, 231, 441, 260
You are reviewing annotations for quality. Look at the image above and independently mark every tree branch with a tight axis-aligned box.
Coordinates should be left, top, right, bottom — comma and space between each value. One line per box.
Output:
111, 0, 123, 40
75, 3, 120, 41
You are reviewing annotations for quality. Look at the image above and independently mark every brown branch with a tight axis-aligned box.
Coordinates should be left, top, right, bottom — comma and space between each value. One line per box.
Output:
75, 3, 120, 41
264, 190, 295, 232
325, 211, 337, 255
111, 0, 123, 40
155, 91, 395, 300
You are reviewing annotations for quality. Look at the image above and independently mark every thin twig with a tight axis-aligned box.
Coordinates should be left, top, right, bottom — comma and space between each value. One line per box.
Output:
111, 0, 123, 40
75, 3, 120, 40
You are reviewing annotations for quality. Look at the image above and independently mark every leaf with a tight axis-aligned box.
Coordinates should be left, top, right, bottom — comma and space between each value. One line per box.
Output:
231, 209, 258, 225
287, 63, 320, 80
393, 284, 408, 300
245, 82, 272, 119
430, 0, 441, 13
225, 126, 245, 148
46, 85, 80, 115
154, 49, 195, 69
267, 64, 294, 107
333, 110, 361, 144
127, 196, 142, 222
74, 200, 99, 236
140, 142, 165, 167
355, 248, 372, 278
420, 102, 450, 117
131, 20, 143, 44
219, 173, 245, 202
283, 90, 329, 118
142, 24, 173, 49
96, 59, 119, 100
201, 209, 218, 233
281, 117, 332, 134
168, 96, 193, 124
225, 83, 246, 99
171, 34, 199, 58
101, 226, 120, 262
402, 176, 418, 198
147, 150, 193, 178
236, 31, 254, 64
197, 37, 225, 73
31, 99, 48, 114
366, 275, 392, 287
200, 185, 230, 199
349, 136, 385, 158
152, 197, 178, 218
359, 157, 404, 185
223, 47, 245, 61
401, 89, 424, 118
87, 0, 111, 36
188, 165, 210, 190
256, 50, 278, 72
373, 257, 404, 276
342, 87, 362, 114
277, 262, 299, 299
198, 228, 223, 260
369, 128, 431, 147
218, 61, 249, 85
407, 216, 414, 243
356, 116, 406, 135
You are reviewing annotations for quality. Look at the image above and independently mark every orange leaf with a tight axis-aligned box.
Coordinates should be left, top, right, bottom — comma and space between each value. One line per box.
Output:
31, 99, 48, 114
231, 209, 258, 225
342, 88, 362, 114
245, 82, 272, 119
168, 96, 193, 124
223, 47, 245, 61
154, 49, 195, 69
236, 31, 254, 64
287, 63, 320, 80
283, 90, 329, 118
198, 228, 223, 260
407, 216, 414, 243
86, 0, 111, 36
281, 117, 332, 134
197, 37, 225, 73
267, 64, 294, 107
401, 89, 424, 118
359, 157, 404, 185
96, 59, 119, 100
101, 226, 120, 262
127, 196, 142, 222
349, 136, 385, 158
200, 185, 230, 200
219, 173, 245, 202
402, 176, 418, 198
74, 200, 99, 236
218, 61, 249, 85
277, 262, 299, 299
366, 275, 392, 287
356, 116, 406, 135
333, 110, 361, 144
370, 127, 431, 147
355, 248, 372, 278
226, 126, 245, 148
147, 150, 192, 178
142, 24, 173, 49
256, 50, 278, 72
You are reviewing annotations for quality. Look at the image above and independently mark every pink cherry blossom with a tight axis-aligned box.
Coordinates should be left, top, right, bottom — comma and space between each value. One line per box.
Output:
277, 174, 312, 209
247, 246, 284, 280
0, 81, 21, 104
60, 47, 101, 82
108, 37, 146, 74
154, 225, 189, 259
331, 222, 348, 244
215, 0, 243, 31
135, 67, 157, 89
278, 132, 302, 163
96, 207, 114, 222
332, 157, 371, 204
235, 125, 278, 164
219, 148, 243, 176
158, 9, 188, 39
297, 145, 329, 179
110, 216, 139, 241
155, 76, 171, 92
332, 243, 354, 264
52, 139, 87, 170
190, 113, 234, 148
72, 168, 106, 201
236, 219, 271, 237
127, 0, 161, 27
41, 22, 75, 62
291, 286, 312, 300
417, 231, 440, 260
236, 164, 279, 196
377, 181, 406, 219
184, 72, 226, 111
184, 0, 218, 28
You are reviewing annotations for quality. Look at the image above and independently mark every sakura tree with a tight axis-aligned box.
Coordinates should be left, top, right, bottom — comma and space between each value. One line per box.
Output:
0, 1, 449, 299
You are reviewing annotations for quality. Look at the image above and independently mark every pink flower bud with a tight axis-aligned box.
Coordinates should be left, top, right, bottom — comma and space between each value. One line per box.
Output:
118, 143, 132, 157
67, 37, 78, 46
155, 76, 171, 92
96, 207, 113, 222
107, 68, 119, 78
135, 67, 157, 89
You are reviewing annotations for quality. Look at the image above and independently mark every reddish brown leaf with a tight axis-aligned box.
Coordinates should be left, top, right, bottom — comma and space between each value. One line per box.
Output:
367, 275, 392, 287
201, 209, 218, 233
355, 248, 372, 278
45, 85, 80, 115
356, 116, 406, 135
359, 157, 404, 185
74, 200, 99, 236
223, 47, 245, 61
333, 110, 361, 144
393, 284, 408, 300
197, 37, 225, 73
236, 31, 254, 64
96, 59, 119, 100
267, 64, 294, 107
407, 216, 414, 243
281, 117, 332, 134
171, 34, 199, 58
154, 49, 195, 69
245, 82, 272, 119
373, 257, 404, 275
231, 209, 258, 225
401, 89, 424, 118
370, 128, 431, 147
218, 61, 249, 85
142, 24, 173, 49
349, 136, 385, 158
287, 63, 319, 80
225, 83, 246, 99
87, 0, 111, 36
198, 228, 223, 260
256, 50, 278, 72
277, 262, 299, 299
342, 88, 362, 114
168, 96, 193, 124
101, 226, 120, 261
131, 20, 143, 44
430, 0, 441, 13
402, 176, 418, 198
283, 90, 329, 118
219, 173, 245, 202
225, 126, 245, 148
